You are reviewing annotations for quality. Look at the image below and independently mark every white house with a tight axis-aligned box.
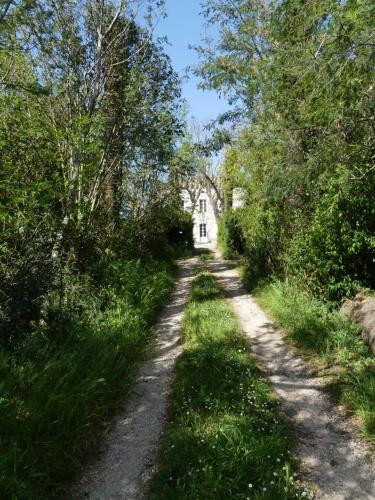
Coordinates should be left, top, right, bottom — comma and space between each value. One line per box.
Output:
181, 188, 218, 244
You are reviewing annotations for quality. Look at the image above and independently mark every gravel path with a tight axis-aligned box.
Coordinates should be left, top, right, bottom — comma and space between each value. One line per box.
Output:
78, 257, 197, 500
207, 253, 375, 500
76, 248, 375, 500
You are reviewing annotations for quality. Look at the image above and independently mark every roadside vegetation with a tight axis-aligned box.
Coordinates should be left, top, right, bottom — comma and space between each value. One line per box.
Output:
0, 2, 194, 498
149, 269, 312, 499
2, 0, 374, 496
0, 260, 175, 499
251, 279, 375, 445
195, 0, 375, 447
197, 0, 374, 303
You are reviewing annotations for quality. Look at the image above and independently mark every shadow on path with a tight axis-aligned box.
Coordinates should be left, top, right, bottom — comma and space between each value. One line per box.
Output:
77, 258, 198, 500
204, 247, 375, 500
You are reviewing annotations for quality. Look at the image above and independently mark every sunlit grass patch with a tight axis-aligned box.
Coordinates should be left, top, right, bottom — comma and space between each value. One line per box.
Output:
149, 270, 311, 499
198, 249, 215, 262
254, 279, 375, 445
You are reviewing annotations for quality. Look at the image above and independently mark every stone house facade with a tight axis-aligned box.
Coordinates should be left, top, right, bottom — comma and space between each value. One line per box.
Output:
181, 188, 218, 244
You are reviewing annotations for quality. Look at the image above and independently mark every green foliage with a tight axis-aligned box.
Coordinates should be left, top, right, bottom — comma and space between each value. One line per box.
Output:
193, 0, 269, 111
0, 259, 174, 499
0, 1, 192, 496
255, 279, 375, 444
150, 270, 309, 499
199, 0, 375, 302
166, 211, 194, 257
198, 249, 214, 262
0, 0, 189, 345
286, 173, 375, 301
218, 210, 245, 259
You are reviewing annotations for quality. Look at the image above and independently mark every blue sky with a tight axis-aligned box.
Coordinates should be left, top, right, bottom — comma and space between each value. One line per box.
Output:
154, 0, 228, 123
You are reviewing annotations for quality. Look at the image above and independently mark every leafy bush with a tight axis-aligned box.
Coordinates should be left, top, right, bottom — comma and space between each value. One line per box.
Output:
218, 209, 245, 259
285, 174, 375, 302
0, 249, 57, 344
221, 171, 375, 303
220, 204, 285, 289
166, 210, 194, 257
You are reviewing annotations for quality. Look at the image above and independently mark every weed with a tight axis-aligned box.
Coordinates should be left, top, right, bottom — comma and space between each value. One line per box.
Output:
199, 251, 214, 262
0, 260, 174, 499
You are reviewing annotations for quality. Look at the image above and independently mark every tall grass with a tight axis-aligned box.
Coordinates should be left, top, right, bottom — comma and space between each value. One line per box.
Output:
254, 279, 375, 445
197, 249, 214, 262
0, 260, 174, 499
149, 269, 312, 499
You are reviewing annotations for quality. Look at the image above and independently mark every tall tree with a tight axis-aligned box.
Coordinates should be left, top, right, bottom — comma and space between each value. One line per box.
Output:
196, 0, 375, 300
0, 0, 183, 339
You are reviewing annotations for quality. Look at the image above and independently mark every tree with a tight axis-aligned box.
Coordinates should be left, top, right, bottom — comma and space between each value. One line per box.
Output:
192, 0, 270, 118
196, 0, 375, 300
175, 119, 224, 223
0, 0, 184, 340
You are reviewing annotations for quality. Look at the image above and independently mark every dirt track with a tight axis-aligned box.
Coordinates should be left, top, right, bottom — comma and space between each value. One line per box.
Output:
77, 249, 375, 499
207, 252, 375, 500
78, 257, 197, 500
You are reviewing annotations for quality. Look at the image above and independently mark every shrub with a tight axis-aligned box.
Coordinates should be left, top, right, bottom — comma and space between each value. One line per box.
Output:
167, 211, 194, 257
285, 174, 375, 302
218, 209, 245, 259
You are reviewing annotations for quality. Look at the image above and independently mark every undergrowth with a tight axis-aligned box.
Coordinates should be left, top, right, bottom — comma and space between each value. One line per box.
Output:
253, 279, 375, 445
149, 269, 312, 499
0, 259, 174, 499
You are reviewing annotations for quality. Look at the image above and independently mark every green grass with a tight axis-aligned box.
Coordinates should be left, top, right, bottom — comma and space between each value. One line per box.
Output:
149, 269, 311, 500
0, 259, 174, 499
197, 249, 215, 262
253, 279, 375, 445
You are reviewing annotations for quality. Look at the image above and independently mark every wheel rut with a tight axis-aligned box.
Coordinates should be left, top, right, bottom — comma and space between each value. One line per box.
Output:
76, 249, 375, 500
77, 257, 198, 500
207, 253, 375, 500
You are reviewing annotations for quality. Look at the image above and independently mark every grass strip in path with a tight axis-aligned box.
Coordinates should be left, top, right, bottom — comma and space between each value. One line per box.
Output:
149, 269, 311, 500
198, 249, 215, 262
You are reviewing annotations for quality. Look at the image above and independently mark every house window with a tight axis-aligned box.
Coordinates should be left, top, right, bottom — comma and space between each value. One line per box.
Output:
199, 199, 207, 213
199, 224, 207, 238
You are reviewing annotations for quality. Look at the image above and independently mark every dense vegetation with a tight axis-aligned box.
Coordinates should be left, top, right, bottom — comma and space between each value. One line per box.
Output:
150, 269, 311, 499
1, 0, 374, 496
196, 0, 374, 302
1, 260, 175, 498
0, 1, 192, 497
